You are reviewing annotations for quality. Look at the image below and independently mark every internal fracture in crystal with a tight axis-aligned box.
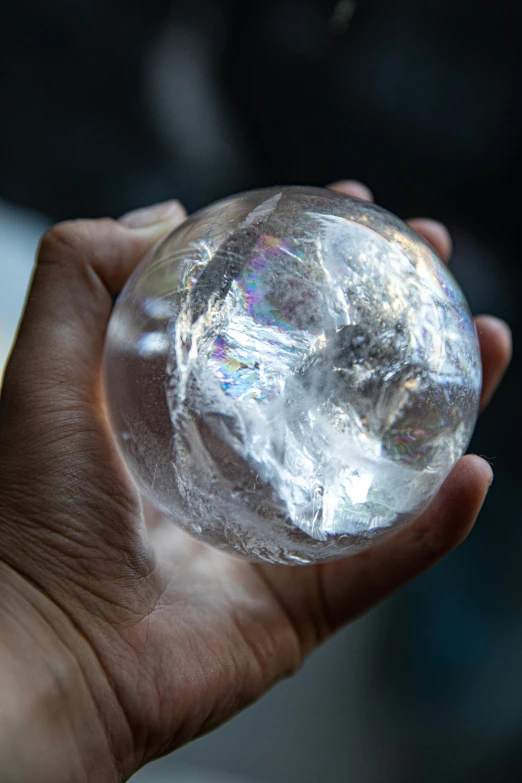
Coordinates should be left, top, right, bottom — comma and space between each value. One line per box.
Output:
103, 187, 481, 564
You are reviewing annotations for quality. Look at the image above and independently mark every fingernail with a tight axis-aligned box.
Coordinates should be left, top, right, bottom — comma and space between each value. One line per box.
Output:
118, 200, 186, 229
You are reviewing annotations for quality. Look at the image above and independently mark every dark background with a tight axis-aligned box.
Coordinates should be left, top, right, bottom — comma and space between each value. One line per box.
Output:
1, 1, 521, 781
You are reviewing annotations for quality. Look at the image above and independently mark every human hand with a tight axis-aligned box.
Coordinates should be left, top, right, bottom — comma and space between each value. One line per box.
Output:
0, 184, 511, 782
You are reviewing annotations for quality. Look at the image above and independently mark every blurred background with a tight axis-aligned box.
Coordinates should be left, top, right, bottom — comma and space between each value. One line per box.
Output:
1, 1, 521, 781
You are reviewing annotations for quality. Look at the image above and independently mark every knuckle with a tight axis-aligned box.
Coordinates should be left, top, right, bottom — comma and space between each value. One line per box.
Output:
39, 221, 82, 260
37, 223, 86, 279
35, 220, 115, 306
38, 218, 117, 268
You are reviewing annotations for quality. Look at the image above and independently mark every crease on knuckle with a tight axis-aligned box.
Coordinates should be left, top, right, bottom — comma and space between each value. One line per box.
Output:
37, 221, 112, 306
39, 222, 84, 266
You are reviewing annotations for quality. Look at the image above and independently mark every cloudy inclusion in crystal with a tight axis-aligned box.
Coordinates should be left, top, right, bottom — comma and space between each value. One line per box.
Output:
103, 187, 481, 564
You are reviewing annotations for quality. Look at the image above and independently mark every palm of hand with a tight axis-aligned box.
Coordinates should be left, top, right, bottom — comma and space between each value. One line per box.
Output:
0, 190, 510, 780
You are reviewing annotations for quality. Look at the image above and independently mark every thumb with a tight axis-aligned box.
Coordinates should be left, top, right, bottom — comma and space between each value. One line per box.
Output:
1, 202, 186, 416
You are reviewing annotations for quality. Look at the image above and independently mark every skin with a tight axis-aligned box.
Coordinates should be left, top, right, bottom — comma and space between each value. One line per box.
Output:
0, 183, 512, 782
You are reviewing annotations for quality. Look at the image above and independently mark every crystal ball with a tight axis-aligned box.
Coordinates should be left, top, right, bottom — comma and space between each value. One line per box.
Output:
103, 187, 481, 564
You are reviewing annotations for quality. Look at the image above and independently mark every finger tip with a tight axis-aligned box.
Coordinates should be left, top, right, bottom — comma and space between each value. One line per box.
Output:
436, 455, 493, 539
474, 315, 512, 411
408, 218, 453, 262
456, 453, 494, 488
475, 315, 513, 360
328, 180, 374, 202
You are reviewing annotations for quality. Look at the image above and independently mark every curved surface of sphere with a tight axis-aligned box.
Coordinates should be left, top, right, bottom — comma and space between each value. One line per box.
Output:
104, 187, 481, 564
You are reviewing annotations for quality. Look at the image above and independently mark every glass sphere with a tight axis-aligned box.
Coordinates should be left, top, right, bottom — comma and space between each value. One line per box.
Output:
103, 187, 481, 564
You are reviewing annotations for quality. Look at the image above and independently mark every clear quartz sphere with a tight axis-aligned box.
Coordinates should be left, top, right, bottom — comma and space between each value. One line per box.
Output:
103, 187, 481, 564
